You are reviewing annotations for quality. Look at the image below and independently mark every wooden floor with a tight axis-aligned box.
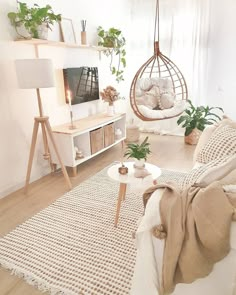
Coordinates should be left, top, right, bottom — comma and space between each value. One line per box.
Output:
0, 133, 195, 295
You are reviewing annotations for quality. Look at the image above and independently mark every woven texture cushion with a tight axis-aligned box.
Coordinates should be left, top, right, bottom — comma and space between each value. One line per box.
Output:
193, 124, 218, 164
179, 155, 235, 191
196, 125, 236, 164
158, 92, 175, 110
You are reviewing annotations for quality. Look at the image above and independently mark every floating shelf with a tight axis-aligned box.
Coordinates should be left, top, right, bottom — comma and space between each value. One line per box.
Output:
14, 38, 108, 52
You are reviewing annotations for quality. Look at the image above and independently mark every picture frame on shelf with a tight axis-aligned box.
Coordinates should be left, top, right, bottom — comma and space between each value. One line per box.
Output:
60, 18, 76, 44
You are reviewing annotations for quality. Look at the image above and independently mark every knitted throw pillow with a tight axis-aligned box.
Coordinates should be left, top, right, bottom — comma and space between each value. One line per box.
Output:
196, 125, 236, 164
179, 155, 234, 191
158, 92, 175, 110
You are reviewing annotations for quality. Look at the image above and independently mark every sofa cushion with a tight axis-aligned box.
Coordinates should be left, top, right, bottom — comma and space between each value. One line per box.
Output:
195, 154, 236, 188
179, 155, 236, 191
196, 124, 236, 164
158, 92, 175, 110
193, 125, 217, 165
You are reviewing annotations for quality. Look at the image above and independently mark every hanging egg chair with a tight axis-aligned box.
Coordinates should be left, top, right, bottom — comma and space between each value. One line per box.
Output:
130, 0, 188, 121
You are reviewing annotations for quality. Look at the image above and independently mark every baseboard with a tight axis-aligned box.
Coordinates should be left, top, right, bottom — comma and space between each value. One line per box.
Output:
0, 182, 25, 200
0, 173, 47, 200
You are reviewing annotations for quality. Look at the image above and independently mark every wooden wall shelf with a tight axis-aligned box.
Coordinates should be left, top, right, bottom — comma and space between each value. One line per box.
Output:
15, 38, 108, 52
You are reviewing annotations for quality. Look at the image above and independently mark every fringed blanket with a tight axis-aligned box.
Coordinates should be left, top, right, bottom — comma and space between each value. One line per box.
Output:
143, 180, 236, 295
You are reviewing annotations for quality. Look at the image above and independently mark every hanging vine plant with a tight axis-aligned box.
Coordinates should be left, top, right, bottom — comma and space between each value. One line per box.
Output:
97, 26, 126, 83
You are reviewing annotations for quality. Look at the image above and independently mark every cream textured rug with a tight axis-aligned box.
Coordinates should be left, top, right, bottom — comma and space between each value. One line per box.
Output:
0, 166, 144, 295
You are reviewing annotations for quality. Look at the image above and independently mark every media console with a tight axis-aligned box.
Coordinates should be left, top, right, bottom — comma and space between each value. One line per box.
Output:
50, 113, 126, 176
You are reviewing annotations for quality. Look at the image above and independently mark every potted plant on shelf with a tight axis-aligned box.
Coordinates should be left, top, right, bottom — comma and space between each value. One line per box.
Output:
177, 100, 224, 145
7, 2, 61, 39
97, 26, 126, 83
124, 136, 151, 168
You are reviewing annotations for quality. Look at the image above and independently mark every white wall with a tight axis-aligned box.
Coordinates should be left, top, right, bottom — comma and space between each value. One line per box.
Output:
0, 0, 131, 198
206, 0, 236, 118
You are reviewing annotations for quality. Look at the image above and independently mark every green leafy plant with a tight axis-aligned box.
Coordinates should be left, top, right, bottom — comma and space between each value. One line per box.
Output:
97, 26, 126, 83
8, 1, 61, 39
177, 100, 224, 136
124, 136, 151, 161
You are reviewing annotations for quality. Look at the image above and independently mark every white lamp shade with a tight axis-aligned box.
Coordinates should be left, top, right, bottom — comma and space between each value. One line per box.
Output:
15, 59, 55, 89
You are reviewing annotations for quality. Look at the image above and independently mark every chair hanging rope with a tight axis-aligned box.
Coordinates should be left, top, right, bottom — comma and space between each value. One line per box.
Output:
130, 0, 188, 121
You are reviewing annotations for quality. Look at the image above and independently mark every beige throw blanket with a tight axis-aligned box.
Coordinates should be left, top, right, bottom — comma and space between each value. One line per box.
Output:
143, 181, 236, 295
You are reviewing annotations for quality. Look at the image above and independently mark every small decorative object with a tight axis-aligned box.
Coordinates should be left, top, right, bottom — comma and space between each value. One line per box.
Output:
74, 146, 84, 160
67, 90, 77, 129
81, 19, 87, 45
177, 99, 223, 145
134, 166, 151, 178
7, 2, 61, 39
118, 163, 128, 175
124, 136, 151, 177
76, 150, 84, 159
115, 128, 122, 140
100, 85, 121, 116
97, 26, 126, 83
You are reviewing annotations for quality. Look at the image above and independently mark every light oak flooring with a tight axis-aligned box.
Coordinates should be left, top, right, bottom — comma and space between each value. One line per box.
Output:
0, 133, 195, 295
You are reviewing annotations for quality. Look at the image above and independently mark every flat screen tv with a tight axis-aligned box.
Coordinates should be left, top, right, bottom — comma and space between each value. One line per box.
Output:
63, 67, 99, 105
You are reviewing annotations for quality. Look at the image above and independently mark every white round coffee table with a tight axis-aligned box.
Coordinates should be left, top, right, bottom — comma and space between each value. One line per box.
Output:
107, 162, 161, 227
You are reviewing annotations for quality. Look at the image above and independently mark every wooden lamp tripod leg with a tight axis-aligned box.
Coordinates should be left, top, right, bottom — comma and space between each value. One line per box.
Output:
41, 122, 54, 171
44, 119, 72, 190
24, 117, 72, 193
24, 118, 40, 193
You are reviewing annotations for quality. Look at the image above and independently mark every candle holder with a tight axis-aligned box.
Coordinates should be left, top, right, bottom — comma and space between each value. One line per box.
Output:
69, 110, 77, 130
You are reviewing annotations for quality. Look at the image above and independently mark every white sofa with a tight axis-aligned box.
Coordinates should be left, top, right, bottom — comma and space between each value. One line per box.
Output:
131, 120, 236, 295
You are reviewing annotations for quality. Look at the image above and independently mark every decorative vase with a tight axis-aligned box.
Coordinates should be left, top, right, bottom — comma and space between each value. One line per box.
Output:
81, 31, 87, 45
184, 128, 202, 145
107, 103, 115, 116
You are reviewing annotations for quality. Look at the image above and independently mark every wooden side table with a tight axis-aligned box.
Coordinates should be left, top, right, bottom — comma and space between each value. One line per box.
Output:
107, 162, 161, 227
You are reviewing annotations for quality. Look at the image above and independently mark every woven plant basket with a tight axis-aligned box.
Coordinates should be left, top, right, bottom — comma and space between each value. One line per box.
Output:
184, 128, 202, 145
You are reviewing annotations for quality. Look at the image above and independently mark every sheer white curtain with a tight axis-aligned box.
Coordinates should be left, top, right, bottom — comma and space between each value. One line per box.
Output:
128, 0, 210, 134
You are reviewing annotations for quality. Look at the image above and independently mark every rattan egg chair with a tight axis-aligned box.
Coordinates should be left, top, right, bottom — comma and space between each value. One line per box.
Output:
130, 0, 188, 121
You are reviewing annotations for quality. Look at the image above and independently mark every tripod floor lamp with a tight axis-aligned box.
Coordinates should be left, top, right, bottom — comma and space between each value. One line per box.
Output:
15, 59, 72, 193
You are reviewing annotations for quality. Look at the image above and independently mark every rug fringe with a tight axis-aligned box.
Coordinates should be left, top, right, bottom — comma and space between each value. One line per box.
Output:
0, 259, 72, 295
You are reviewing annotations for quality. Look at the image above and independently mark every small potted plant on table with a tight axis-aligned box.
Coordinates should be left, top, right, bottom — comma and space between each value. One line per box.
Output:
124, 136, 151, 168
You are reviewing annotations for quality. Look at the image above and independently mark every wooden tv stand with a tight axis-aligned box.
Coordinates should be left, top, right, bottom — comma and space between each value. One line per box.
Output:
50, 113, 126, 176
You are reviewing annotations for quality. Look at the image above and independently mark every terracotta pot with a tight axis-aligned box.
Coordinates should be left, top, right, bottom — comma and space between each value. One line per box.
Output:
184, 128, 202, 145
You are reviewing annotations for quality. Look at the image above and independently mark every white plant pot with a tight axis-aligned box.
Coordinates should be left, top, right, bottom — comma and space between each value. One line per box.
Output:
37, 24, 48, 40
16, 24, 31, 39
134, 158, 145, 168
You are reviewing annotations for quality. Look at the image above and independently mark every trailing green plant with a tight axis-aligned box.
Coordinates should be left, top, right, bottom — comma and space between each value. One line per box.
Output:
177, 100, 224, 136
124, 136, 151, 161
97, 26, 126, 83
8, 1, 61, 39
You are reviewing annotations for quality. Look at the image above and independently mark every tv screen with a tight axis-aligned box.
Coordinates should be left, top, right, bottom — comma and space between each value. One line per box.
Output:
63, 67, 99, 105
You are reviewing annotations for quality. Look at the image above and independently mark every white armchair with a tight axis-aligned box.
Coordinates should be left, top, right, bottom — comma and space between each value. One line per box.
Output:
131, 120, 236, 295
